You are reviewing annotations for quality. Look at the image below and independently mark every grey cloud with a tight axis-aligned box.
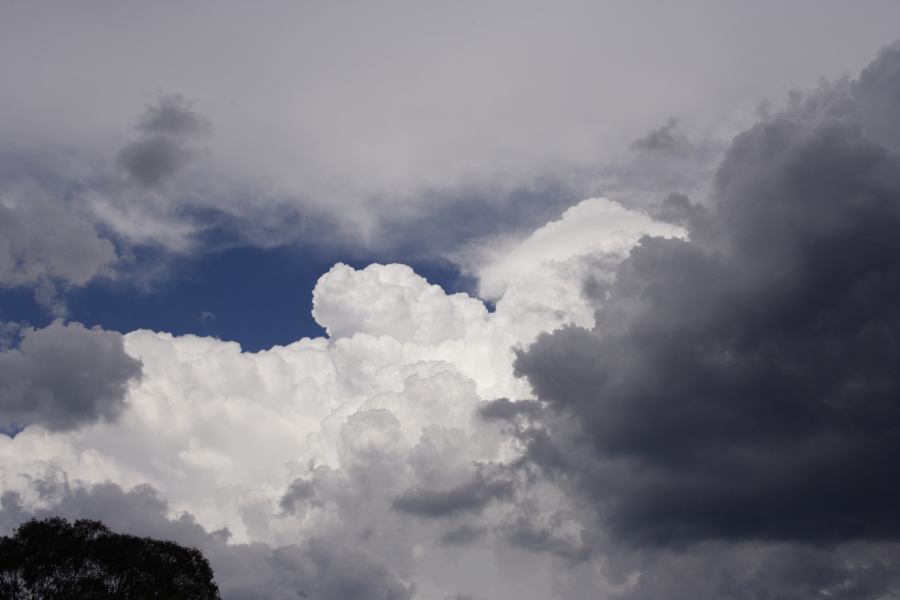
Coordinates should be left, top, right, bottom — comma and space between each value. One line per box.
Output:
502, 516, 592, 564
0, 187, 117, 288
0, 321, 23, 350
855, 41, 900, 151
279, 478, 319, 514
0, 321, 142, 432
631, 118, 694, 155
647, 192, 706, 228
118, 135, 192, 188
6, 479, 896, 600
0, 478, 414, 600
391, 468, 514, 518
284, 540, 415, 600
513, 39, 900, 546
5, 3, 900, 260
118, 95, 210, 188
33, 278, 67, 318
476, 398, 542, 422
0, 479, 213, 555
378, 179, 583, 264
137, 94, 212, 137
438, 524, 486, 546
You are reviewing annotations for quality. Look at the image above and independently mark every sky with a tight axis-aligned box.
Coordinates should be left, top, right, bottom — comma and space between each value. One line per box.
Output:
3, 2, 900, 599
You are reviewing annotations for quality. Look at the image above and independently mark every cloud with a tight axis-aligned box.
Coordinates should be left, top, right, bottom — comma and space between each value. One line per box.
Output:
137, 94, 212, 137
312, 263, 487, 344
512, 39, 900, 546
856, 40, 900, 150
5, 3, 899, 259
391, 467, 514, 518
466, 197, 684, 300
0, 245, 632, 598
117, 136, 193, 188
3, 183, 900, 598
631, 118, 694, 154
9, 479, 899, 600
607, 541, 900, 600
0, 478, 414, 600
117, 95, 210, 188
501, 510, 593, 564
0, 321, 142, 432
0, 185, 117, 288
7, 41, 900, 597
439, 524, 486, 546
279, 478, 318, 515
476, 398, 541, 422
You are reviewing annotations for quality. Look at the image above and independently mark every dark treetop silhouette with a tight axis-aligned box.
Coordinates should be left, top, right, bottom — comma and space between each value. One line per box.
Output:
0, 517, 220, 599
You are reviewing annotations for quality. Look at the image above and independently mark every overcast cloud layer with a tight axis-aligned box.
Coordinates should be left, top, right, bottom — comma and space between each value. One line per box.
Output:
4, 4, 900, 600
3, 2, 900, 272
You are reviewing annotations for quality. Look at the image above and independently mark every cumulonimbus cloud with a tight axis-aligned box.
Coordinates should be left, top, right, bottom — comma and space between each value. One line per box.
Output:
513, 40, 900, 548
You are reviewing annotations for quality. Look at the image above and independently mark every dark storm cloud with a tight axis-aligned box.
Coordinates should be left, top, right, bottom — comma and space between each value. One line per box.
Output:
0, 479, 414, 600
391, 468, 514, 518
608, 541, 900, 600
118, 95, 210, 188
513, 40, 900, 546
0, 321, 142, 432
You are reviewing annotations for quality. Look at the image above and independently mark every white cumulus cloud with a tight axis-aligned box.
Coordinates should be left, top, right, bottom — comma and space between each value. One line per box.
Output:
0, 198, 678, 599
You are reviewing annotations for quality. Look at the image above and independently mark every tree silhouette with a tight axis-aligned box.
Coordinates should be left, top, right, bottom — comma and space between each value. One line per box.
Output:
0, 517, 220, 599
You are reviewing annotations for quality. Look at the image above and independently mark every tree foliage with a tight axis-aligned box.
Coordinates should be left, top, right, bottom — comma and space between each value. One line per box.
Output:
0, 517, 220, 599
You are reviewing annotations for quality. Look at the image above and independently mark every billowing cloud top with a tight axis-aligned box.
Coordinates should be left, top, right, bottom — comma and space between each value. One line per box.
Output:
0, 190, 682, 598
